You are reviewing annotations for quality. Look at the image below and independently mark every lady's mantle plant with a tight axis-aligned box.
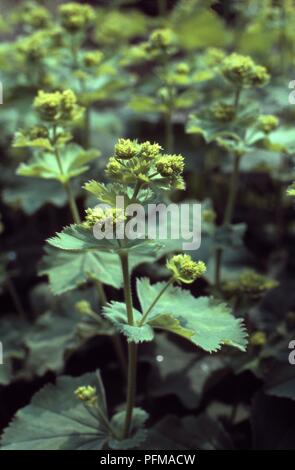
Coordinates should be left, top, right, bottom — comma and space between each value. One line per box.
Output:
1, 139, 247, 450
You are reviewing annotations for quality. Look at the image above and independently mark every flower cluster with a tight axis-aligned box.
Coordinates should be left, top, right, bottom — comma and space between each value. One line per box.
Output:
59, 2, 95, 33
83, 51, 104, 68
106, 139, 184, 189
17, 2, 52, 30
146, 28, 176, 54
250, 331, 267, 347
75, 300, 93, 316
167, 254, 207, 284
74, 386, 97, 406
16, 31, 49, 62
223, 270, 278, 298
33, 90, 83, 124
211, 102, 236, 122
257, 114, 279, 134
221, 53, 270, 88
156, 155, 184, 177
82, 207, 125, 230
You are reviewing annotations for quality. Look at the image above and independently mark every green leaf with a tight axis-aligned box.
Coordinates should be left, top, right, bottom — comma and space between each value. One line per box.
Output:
47, 224, 162, 256
136, 278, 248, 352
0, 316, 29, 385
40, 246, 123, 294
1, 372, 110, 450
3, 178, 68, 214
109, 408, 148, 449
175, 10, 231, 50
103, 302, 154, 343
17, 144, 99, 183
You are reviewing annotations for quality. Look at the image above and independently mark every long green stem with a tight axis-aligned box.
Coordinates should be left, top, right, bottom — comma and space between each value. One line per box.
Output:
214, 154, 241, 289
120, 252, 137, 438
164, 108, 174, 153
214, 85, 243, 289
52, 128, 81, 224
6, 274, 25, 318
95, 279, 127, 375
139, 277, 174, 326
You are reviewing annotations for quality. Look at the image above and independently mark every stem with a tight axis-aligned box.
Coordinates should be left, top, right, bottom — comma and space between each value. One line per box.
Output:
223, 154, 241, 225
164, 108, 174, 153
52, 127, 81, 224
84, 106, 91, 149
6, 274, 25, 318
233, 86, 242, 113
95, 279, 127, 375
119, 252, 137, 438
64, 180, 81, 224
214, 154, 241, 289
139, 277, 174, 326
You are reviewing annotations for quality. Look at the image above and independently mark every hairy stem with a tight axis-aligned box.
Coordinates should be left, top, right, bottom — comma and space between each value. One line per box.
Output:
120, 252, 137, 438
139, 277, 174, 326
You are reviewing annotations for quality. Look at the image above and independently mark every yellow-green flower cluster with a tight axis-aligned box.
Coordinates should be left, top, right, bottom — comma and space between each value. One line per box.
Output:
34, 90, 83, 123
250, 331, 267, 347
287, 183, 295, 197
176, 62, 190, 75
83, 51, 103, 68
156, 155, 184, 177
257, 115, 279, 134
114, 138, 140, 160
223, 270, 278, 298
203, 209, 216, 224
75, 300, 93, 316
75, 386, 97, 406
148, 28, 174, 51
167, 254, 206, 284
19, 2, 51, 30
83, 207, 125, 230
211, 102, 236, 122
59, 2, 95, 33
221, 53, 270, 88
16, 31, 49, 62
106, 139, 185, 189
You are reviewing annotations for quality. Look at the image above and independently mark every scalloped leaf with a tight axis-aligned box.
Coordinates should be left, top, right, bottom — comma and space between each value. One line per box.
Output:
103, 302, 154, 343
1, 372, 148, 450
40, 246, 123, 294
1, 373, 110, 450
136, 278, 248, 352
17, 144, 99, 183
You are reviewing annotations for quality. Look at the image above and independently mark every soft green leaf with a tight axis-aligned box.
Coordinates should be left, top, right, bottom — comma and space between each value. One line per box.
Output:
136, 278, 248, 352
103, 302, 154, 343
109, 408, 148, 449
17, 144, 99, 183
1, 373, 110, 450
40, 246, 123, 294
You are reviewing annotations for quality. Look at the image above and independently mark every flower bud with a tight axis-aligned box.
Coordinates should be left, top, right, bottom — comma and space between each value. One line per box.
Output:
115, 139, 138, 160
167, 254, 207, 284
250, 331, 266, 347
156, 155, 184, 177
221, 53, 270, 88
59, 3, 95, 33
257, 114, 279, 134
75, 386, 97, 406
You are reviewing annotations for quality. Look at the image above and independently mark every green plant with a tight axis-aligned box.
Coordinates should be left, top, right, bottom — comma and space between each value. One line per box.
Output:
1, 139, 247, 449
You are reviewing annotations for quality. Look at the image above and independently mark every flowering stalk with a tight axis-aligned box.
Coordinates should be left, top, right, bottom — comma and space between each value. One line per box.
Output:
51, 125, 81, 224
119, 251, 137, 438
